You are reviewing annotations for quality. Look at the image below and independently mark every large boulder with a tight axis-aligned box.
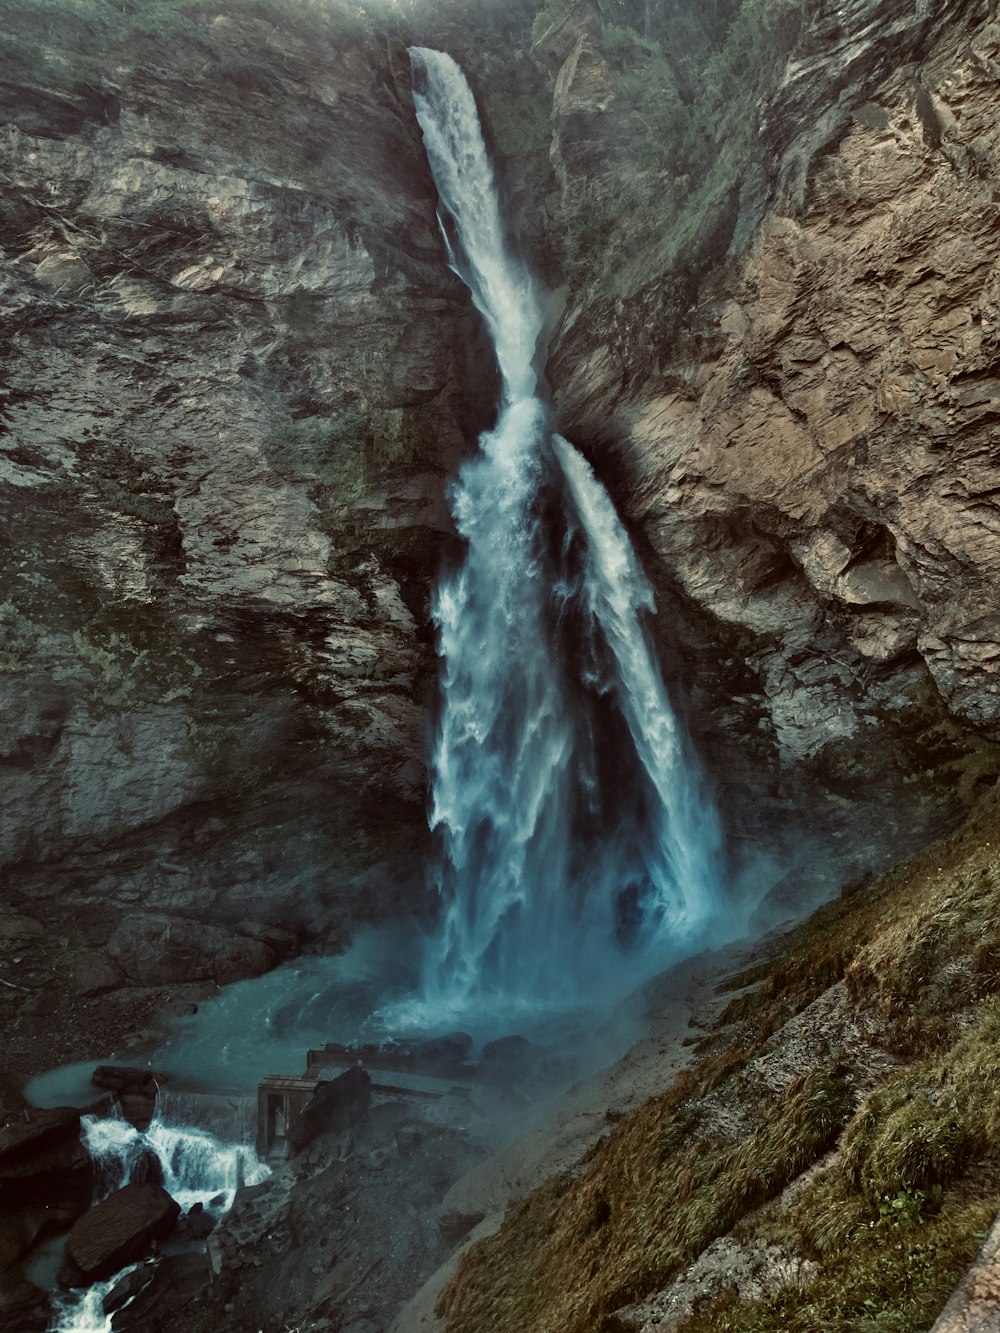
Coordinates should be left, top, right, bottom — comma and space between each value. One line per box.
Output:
59, 1184, 180, 1286
109, 1253, 211, 1331
0, 1266, 50, 1332
92, 1067, 164, 1132
286, 1067, 371, 1155
105, 913, 275, 986
0, 1107, 89, 1214
411, 1032, 474, 1067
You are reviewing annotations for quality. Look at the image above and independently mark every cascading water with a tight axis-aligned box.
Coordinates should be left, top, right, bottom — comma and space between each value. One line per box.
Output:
82, 1111, 269, 1212
48, 1111, 269, 1333
408, 49, 725, 1022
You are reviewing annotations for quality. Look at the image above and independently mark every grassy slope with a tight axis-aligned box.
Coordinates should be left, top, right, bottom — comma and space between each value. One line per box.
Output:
438, 779, 1000, 1333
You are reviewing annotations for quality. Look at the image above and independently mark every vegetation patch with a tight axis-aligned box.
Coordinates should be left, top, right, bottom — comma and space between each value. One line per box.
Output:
438, 789, 1000, 1332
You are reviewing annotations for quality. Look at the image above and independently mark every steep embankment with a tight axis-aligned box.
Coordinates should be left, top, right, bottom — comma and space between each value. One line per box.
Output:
433, 784, 1000, 1333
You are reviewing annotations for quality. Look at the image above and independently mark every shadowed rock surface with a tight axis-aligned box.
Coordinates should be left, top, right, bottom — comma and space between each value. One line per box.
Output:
59, 1182, 181, 1286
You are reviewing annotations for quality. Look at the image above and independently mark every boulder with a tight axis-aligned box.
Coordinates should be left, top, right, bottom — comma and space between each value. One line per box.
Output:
481, 1035, 533, 1065
92, 1068, 164, 1132
128, 1149, 164, 1189
286, 1067, 371, 1155
109, 1253, 210, 1331
59, 1184, 180, 1286
102, 1262, 156, 1316
411, 1032, 474, 1066
0, 1265, 50, 1332
70, 949, 124, 997
0, 1107, 79, 1168
182, 1201, 215, 1240
106, 914, 275, 986
0, 1208, 49, 1270
92, 1066, 165, 1094
0, 1107, 89, 1213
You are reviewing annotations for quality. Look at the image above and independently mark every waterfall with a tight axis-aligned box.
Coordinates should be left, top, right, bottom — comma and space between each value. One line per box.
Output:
49, 1111, 270, 1333
405, 50, 725, 1021
81, 1110, 269, 1213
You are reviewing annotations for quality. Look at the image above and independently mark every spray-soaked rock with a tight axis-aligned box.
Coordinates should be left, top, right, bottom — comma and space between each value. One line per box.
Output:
0, 1107, 89, 1214
286, 1067, 372, 1155
411, 1032, 474, 1067
59, 1183, 180, 1286
93, 1067, 165, 1133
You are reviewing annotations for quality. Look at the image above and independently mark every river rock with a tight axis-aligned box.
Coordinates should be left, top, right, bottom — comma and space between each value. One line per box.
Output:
59, 1183, 180, 1286
0, 1106, 79, 1168
0, 1107, 89, 1213
286, 1067, 372, 1155
105, 914, 275, 986
182, 1201, 216, 1240
0, 1266, 50, 1332
102, 1261, 156, 1315
411, 1032, 474, 1066
108, 1253, 211, 1331
93, 1067, 165, 1132
128, 1149, 165, 1189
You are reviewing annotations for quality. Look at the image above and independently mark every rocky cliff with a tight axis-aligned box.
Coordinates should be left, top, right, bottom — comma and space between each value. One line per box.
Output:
539, 0, 1000, 895
0, 1, 554, 1070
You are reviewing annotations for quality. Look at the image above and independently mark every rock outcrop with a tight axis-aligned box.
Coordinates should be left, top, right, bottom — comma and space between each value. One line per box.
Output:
59, 1182, 181, 1285
539, 0, 1000, 883
0, 1, 495, 1009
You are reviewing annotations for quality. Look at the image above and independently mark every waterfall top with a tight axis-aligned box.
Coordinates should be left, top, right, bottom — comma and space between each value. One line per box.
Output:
409, 47, 544, 404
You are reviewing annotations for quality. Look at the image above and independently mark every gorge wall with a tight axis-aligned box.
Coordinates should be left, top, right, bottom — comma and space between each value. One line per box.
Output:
2, 0, 999, 1045
0, 2, 548, 1045
539, 0, 1000, 908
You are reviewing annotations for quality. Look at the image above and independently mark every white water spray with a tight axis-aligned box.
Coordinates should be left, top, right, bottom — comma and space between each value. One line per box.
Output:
49, 1112, 269, 1333
406, 50, 725, 1021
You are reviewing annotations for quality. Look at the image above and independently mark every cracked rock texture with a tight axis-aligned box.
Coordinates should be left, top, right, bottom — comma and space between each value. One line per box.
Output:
0, 3, 514, 976
544, 0, 1000, 875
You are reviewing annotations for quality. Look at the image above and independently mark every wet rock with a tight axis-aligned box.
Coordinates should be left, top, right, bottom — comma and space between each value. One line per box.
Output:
481, 1035, 533, 1066
93, 1067, 164, 1132
0, 1265, 50, 1332
105, 914, 275, 986
0, 1106, 90, 1217
129, 1150, 165, 1189
411, 1032, 474, 1066
92, 1067, 165, 1096
183, 1201, 216, 1240
109, 1253, 210, 1331
0, 1106, 79, 1169
102, 1262, 156, 1315
59, 1183, 180, 1286
0, 1208, 50, 1270
287, 1067, 372, 1156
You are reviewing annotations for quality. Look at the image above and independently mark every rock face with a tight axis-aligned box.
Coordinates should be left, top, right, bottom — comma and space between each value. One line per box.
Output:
286, 1065, 372, 1155
0, 1, 505, 998
540, 0, 1000, 875
59, 1183, 181, 1286
0, 1105, 88, 1329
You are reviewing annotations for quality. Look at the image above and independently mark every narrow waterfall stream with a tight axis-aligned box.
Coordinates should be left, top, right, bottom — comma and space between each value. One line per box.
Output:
408, 49, 725, 1023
